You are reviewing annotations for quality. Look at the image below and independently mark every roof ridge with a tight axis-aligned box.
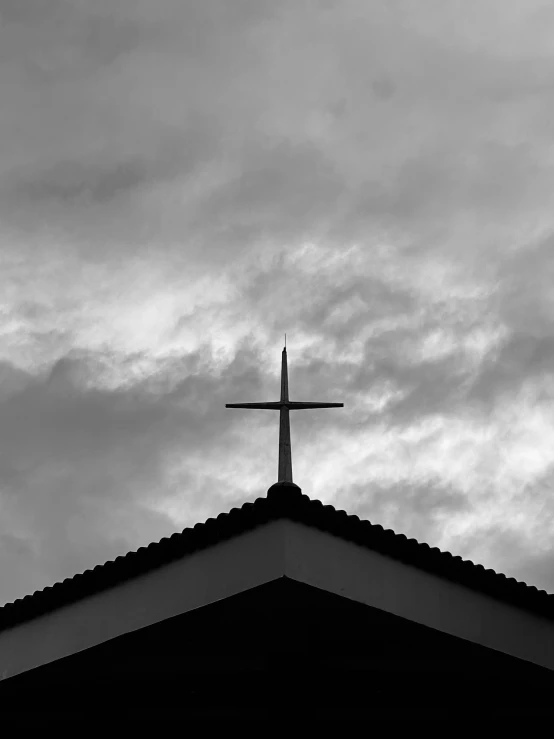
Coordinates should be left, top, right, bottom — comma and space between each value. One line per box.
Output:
0, 488, 552, 633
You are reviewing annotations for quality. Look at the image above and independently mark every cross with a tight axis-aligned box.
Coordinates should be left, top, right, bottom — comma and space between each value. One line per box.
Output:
226, 342, 343, 487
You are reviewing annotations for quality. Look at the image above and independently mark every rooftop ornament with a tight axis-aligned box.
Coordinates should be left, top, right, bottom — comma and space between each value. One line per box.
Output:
226, 339, 343, 495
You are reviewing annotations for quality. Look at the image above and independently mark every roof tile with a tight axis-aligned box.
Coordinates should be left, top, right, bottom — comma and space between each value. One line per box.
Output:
0, 484, 552, 633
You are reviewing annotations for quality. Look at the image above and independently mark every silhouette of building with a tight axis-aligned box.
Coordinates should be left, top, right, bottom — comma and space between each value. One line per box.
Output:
1, 484, 553, 726
1, 347, 553, 726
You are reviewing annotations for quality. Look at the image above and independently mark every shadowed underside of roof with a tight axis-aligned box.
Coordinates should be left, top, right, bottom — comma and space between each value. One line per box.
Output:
2, 577, 553, 725
0, 484, 552, 632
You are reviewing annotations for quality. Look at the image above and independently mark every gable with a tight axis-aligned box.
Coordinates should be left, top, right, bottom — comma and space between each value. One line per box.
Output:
2, 486, 552, 639
0, 519, 286, 681
1, 514, 554, 684
284, 518, 554, 671
1, 578, 552, 724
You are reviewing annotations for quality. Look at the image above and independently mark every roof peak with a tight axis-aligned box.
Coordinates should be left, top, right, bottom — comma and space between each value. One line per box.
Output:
0, 488, 552, 633
267, 480, 302, 497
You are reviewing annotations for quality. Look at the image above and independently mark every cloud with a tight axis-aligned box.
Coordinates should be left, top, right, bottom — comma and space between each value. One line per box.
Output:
0, 342, 271, 602
2, 0, 550, 258
12, 159, 148, 205
2, 0, 554, 604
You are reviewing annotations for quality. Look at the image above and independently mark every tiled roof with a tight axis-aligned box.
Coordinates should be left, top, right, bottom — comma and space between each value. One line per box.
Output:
1, 482, 553, 632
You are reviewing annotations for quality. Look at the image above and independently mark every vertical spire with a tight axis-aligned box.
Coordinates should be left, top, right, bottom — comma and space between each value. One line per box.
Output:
278, 344, 292, 482
280, 344, 289, 403
278, 343, 292, 481
225, 342, 343, 494
278, 404, 293, 483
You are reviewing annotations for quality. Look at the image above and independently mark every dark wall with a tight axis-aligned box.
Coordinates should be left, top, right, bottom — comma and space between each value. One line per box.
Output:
1, 577, 552, 726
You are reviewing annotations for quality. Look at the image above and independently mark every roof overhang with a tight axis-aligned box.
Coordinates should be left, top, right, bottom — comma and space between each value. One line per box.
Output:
1, 516, 554, 681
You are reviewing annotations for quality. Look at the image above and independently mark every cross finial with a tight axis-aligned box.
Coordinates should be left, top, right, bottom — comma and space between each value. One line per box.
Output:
226, 343, 343, 492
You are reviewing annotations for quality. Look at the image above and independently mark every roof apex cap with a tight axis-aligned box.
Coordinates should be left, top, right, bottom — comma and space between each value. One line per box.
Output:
266, 481, 302, 501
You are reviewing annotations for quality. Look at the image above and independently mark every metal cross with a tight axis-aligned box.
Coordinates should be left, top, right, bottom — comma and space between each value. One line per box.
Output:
226, 343, 343, 485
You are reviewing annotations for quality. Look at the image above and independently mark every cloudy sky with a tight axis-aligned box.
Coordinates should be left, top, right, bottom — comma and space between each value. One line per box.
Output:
2, 0, 554, 605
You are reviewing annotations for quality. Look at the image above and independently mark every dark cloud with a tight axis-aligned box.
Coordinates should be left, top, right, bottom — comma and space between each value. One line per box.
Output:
0, 344, 268, 473
338, 142, 546, 239
352, 352, 463, 423
497, 236, 554, 332
12, 159, 147, 205
441, 518, 554, 594
77, 9, 151, 67
0, 342, 271, 604
371, 76, 396, 101
0, 361, 34, 403
0, 0, 63, 25
188, 139, 345, 247
0, 531, 48, 605
507, 549, 554, 595
337, 480, 554, 594
335, 479, 469, 551
0, 1, 150, 74
5, 113, 221, 208
467, 332, 554, 404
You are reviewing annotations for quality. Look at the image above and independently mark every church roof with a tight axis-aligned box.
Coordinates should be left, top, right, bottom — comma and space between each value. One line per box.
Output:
1, 484, 552, 633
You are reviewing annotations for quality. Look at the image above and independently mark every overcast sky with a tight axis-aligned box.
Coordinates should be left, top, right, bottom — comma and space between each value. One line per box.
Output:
2, 0, 554, 605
